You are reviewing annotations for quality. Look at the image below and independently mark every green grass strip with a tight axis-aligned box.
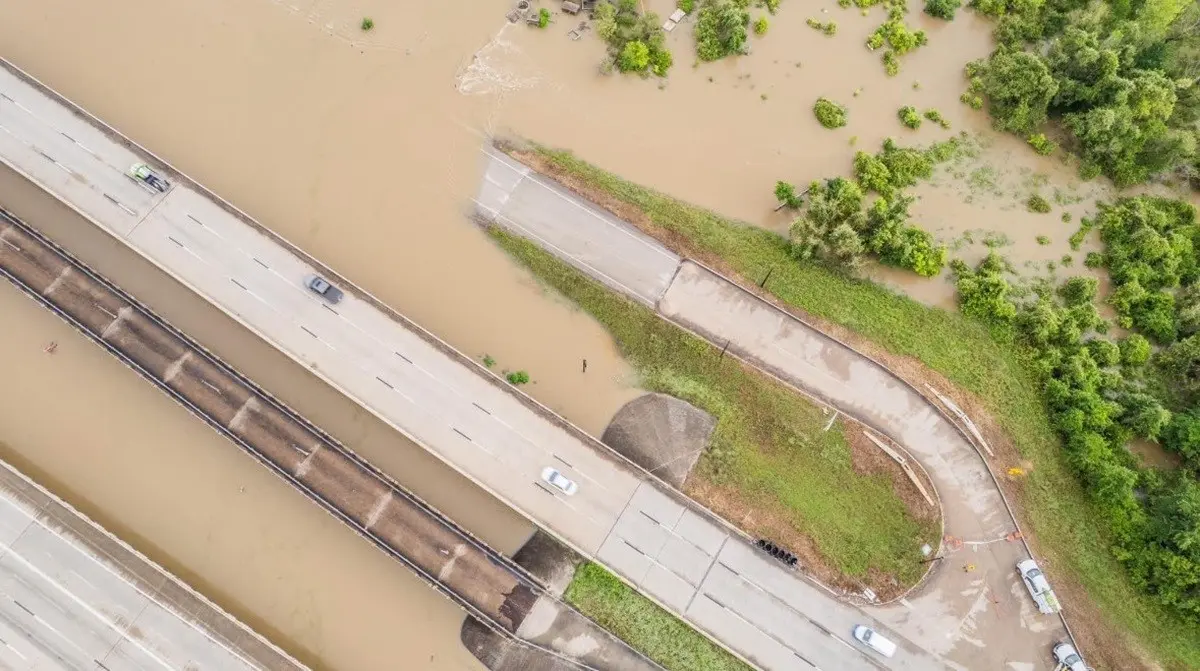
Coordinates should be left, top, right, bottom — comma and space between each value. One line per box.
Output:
565, 562, 752, 671
490, 226, 934, 586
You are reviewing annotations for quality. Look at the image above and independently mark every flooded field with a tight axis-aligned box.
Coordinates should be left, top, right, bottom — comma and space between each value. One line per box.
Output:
1, 0, 1197, 666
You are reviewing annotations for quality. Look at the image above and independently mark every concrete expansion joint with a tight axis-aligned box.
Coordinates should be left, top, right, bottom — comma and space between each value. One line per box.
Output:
163, 350, 192, 383
364, 491, 392, 530
99, 305, 132, 340
228, 395, 261, 433
294, 445, 320, 479
438, 544, 468, 582
42, 264, 72, 296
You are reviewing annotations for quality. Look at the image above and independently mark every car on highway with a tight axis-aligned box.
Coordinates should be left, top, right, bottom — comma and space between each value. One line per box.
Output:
1052, 641, 1088, 671
852, 625, 897, 658
540, 467, 578, 496
127, 163, 171, 193
1017, 559, 1061, 614
306, 275, 344, 304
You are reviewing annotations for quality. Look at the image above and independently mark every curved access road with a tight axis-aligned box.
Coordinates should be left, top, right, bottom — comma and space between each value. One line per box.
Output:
477, 145, 1071, 671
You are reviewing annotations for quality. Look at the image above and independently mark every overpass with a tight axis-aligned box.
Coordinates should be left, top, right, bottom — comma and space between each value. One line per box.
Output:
0, 57, 951, 671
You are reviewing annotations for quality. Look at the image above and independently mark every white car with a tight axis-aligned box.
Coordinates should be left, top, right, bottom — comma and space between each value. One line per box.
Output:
1053, 642, 1088, 671
540, 467, 578, 496
1017, 559, 1061, 614
852, 625, 897, 658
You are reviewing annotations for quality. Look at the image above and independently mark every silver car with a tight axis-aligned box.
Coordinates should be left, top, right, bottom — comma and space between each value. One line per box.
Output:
306, 275, 343, 303
1053, 642, 1088, 671
541, 467, 578, 495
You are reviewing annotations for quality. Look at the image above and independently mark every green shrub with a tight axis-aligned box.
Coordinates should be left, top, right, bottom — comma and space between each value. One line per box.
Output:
762, 0, 781, 13
695, 0, 750, 61
965, 51, 1057, 135
679, 0, 696, 12
506, 370, 531, 385
898, 106, 922, 129
805, 18, 837, 35
924, 0, 961, 19
774, 181, 803, 209
1119, 333, 1151, 368
754, 16, 770, 35
360, 17, 375, 30
538, 7, 551, 27
1061, 212, 1072, 223
923, 109, 950, 129
1037, 235, 1051, 244
1027, 194, 1051, 213
1027, 133, 1057, 156
960, 92, 984, 109
883, 50, 900, 76
813, 98, 848, 129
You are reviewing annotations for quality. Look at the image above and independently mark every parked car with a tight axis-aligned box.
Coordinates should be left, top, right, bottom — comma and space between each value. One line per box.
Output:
1052, 641, 1088, 671
306, 275, 343, 303
127, 163, 171, 193
1017, 559, 1061, 614
540, 467, 578, 495
852, 625, 897, 658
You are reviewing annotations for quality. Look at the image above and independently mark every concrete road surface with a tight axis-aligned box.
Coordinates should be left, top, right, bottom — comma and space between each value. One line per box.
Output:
0, 460, 302, 671
476, 146, 1072, 670
0, 60, 956, 671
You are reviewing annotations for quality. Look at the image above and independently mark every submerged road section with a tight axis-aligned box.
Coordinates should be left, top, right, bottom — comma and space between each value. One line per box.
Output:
0, 457, 305, 670
0, 208, 651, 670
0, 58, 950, 671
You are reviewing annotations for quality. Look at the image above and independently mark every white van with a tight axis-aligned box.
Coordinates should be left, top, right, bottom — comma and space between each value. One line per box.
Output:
853, 625, 898, 658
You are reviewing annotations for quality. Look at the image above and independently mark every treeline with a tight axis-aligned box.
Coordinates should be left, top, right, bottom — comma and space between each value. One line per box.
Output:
956, 194, 1200, 621
963, 0, 1200, 187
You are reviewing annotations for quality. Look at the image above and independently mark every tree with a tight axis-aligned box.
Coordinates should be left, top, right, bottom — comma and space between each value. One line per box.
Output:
970, 50, 1059, 134
853, 152, 894, 198
1154, 335, 1200, 405
1117, 390, 1172, 439
1162, 411, 1200, 469
813, 98, 849, 129
1120, 333, 1152, 367
695, 0, 749, 61
1059, 275, 1099, 306
925, 0, 962, 20
955, 254, 1018, 325
774, 181, 803, 209
618, 40, 651, 72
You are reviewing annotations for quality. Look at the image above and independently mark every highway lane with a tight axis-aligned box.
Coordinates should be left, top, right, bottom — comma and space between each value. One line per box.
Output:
0, 59, 950, 671
0, 460, 300, 671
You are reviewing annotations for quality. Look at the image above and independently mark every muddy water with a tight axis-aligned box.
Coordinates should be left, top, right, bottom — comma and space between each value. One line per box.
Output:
0, 0, 1195, 665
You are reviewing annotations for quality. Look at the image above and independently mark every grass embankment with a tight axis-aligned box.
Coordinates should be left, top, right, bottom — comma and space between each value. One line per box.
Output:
565, 562, 751, 671
491, 227, 936, 593
511, 145, 1200, 670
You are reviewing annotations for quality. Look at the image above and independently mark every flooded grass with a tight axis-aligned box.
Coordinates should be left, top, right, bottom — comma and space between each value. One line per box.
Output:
564, 562, 751, 671
514, 144, 1200, 670
489, 227, 936, 593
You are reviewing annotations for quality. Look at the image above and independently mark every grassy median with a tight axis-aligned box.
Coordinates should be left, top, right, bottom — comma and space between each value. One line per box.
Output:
508, 144, 1200, 669
490, 226, 936, 594
564, 562, 751, 671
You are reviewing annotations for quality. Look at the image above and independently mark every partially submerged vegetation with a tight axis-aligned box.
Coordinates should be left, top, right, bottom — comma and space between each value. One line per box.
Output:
778, 138, 958, 277
490, 226, 938, 593
565, 563, 751, 671
695, 0, 751, 61
813, 97, 849, 129
596, 0, 673, 76
866, 1, 929, 76
963, 0, 1200, 187
512, 145, 1200, 668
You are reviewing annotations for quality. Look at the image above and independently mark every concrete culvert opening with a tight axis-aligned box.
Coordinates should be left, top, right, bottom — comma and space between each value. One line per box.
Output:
601, 393, 716, 489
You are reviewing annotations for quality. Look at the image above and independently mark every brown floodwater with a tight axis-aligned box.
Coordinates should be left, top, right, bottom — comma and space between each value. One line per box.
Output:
2, 0, 1198, 666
